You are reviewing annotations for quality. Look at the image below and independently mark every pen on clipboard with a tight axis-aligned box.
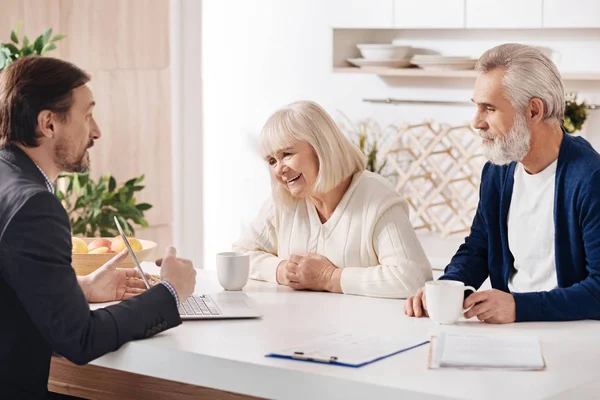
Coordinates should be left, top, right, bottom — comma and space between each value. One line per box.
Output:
291, 352, 338, 363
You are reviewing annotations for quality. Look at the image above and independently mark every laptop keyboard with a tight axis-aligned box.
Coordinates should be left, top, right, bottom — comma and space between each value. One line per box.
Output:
178, 295, 222, 316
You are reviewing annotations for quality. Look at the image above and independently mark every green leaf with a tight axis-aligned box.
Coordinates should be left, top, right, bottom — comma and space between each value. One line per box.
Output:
22, 35, 29, 49
125, 178, 137, 187
72, 218, 87, 235
33, 35, 44, 54
73, 174, 81, 194
41, 42, 57, 55
0, 49, 7, 70
51, 33, 66, 43
67, 176, 74, 192
96, 182, 107, 194
75, 196, 88, 209
125, 221, 136, 236
109, 176, 116, 192
135, 203, 153, 211
92, 199, 102, 211
4, 43, 19, 56
42, 28, 52, 45
10, 30, 18, 44
15, 21, 22, 37
79, 173, 90, 186
377, 160, 388, 175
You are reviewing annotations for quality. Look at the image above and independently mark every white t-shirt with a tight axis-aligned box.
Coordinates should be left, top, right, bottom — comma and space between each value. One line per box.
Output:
507, 161, 559, 293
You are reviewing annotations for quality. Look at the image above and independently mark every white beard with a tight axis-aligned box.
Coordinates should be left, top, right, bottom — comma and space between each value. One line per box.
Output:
480, 113, 531, 165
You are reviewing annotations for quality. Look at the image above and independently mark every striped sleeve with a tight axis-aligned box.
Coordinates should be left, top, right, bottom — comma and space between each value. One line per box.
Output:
340, 201, 433, 298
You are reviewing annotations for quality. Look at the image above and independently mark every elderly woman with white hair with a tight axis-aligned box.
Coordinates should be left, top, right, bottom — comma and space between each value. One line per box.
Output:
234, 101, 432, 298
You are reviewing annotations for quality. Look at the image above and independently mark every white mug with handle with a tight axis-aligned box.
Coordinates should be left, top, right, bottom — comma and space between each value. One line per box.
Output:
425, 280, 476, 325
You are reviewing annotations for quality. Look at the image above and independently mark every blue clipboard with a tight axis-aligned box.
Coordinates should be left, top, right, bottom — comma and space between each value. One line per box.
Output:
265, 339, 430, 368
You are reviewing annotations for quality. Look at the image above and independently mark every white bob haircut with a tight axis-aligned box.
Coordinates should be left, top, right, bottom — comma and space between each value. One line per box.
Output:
260, 100, 366, 205
476, 43, 565, 124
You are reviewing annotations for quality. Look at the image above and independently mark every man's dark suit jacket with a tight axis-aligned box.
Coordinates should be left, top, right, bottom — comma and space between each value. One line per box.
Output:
0, 144, 181, 398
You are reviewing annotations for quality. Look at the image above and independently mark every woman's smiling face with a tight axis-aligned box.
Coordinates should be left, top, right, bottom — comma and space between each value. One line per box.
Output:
266, 141, 319, 198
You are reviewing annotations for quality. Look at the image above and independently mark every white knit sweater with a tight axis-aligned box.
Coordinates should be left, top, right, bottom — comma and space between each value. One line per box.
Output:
233, 171, 432, 298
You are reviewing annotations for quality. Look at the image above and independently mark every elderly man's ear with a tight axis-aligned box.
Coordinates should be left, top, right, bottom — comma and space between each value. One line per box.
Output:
527, 98, 545, 125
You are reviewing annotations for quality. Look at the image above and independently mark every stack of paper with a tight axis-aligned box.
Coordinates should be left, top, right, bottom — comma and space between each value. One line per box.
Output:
429, 332, 546, 370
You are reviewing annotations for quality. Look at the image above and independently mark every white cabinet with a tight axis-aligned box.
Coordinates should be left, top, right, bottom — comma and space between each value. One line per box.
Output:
543, 0, 600, 28
328, 0, 394, 28
394, 0, 465, 28
466, 0, 543, 28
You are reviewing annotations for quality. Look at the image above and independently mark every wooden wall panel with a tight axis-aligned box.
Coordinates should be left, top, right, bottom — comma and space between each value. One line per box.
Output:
88, 69, 172, 228
59, 0, 170, 69
137, 224, 173, 259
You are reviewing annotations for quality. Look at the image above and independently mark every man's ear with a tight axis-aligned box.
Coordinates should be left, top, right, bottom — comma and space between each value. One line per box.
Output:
37, 110, 55, 139
528, 98, 545, 125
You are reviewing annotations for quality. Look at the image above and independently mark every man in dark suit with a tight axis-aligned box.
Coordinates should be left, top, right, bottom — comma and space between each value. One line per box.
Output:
0, 56, 196, 398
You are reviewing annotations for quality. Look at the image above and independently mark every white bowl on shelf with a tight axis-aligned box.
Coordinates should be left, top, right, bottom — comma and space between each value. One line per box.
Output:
356, 44, 411, 61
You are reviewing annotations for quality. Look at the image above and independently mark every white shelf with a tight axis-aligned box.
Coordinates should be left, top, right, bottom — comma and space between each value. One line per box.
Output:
333, 67, 600, 81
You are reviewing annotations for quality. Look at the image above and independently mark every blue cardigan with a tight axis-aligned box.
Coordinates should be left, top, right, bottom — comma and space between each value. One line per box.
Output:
440, 132, 600, 322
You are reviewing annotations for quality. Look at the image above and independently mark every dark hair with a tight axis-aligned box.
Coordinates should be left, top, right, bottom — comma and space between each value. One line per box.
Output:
0, 56, 90, 148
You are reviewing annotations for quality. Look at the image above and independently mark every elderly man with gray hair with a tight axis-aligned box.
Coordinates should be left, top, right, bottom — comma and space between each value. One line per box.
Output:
405, 43, 600, 323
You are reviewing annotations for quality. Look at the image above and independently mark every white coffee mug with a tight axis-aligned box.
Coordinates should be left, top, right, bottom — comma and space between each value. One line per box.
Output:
425, 280, 476, 325
216, 252, 250, 291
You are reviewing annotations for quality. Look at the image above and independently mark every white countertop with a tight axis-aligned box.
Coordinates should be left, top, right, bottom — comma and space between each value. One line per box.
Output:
90, 263, 600, 400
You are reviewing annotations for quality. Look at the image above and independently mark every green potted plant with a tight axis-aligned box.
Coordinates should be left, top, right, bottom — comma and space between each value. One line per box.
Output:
563, 93, 588, 134
56, 173, 153, 237
337, 113, 397, 179
0, 21, 65, 71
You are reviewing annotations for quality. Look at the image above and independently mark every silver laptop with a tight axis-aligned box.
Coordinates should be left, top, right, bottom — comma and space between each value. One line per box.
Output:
114, 217, 263, 320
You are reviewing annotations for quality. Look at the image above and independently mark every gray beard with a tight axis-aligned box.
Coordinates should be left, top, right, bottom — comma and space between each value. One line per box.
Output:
481, 114, 531, 165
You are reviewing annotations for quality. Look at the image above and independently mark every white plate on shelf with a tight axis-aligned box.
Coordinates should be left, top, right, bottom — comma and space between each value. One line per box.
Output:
347, 58, 412, 69
411, 55, 475, 62
410, 56, 478, 71
412, 62, 477, 71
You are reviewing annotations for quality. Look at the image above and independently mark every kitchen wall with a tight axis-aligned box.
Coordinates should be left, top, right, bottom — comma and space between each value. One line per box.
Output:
1, 0, 172, 254
199, 0, 600, 269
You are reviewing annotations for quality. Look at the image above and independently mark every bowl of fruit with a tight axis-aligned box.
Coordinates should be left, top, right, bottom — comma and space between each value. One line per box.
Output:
71, 236, 157, 276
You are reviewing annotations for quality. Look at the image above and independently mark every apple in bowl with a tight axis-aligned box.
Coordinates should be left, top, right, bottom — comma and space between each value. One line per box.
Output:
87, 238, 113, 254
